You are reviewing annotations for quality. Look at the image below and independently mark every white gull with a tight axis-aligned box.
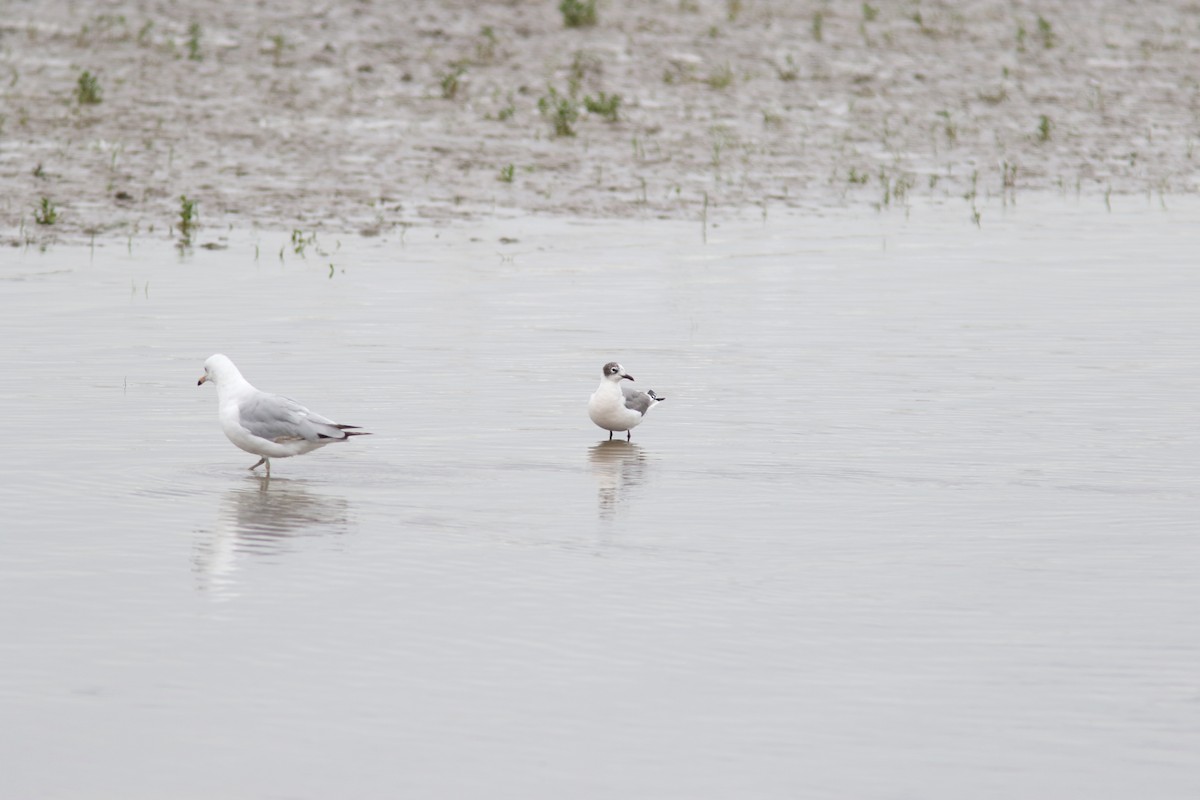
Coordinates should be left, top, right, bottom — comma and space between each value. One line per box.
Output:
197, 354, 370, 475
587, 361, 666, 441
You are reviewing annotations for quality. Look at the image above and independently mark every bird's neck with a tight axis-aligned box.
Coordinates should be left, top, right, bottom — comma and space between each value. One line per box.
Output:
216, 374, 253, 402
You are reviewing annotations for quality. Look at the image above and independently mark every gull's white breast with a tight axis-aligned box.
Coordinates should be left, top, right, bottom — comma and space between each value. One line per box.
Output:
588, 380, 643, 432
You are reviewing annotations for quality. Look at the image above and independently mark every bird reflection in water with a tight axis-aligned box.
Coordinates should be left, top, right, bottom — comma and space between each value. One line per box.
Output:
588, 440, 647, 519
192, 474, 351, 598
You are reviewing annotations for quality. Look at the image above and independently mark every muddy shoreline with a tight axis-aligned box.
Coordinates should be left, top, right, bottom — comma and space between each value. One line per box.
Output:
2, 0, 1198, 245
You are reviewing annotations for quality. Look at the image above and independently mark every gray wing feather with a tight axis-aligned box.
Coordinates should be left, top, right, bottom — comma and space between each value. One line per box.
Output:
621, 384, 655, 416
238, 392, 345, 442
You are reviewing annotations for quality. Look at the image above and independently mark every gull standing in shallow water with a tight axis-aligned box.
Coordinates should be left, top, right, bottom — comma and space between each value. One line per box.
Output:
197, 354, 370, 476
587, 361, 666, 441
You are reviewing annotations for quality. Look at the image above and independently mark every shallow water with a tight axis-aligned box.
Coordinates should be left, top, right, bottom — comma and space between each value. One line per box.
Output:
1, 198, 1198, 798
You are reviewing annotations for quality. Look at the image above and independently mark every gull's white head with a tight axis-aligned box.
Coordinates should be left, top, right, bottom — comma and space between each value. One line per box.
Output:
197, 353, 239, 386
602, 361, 634, 382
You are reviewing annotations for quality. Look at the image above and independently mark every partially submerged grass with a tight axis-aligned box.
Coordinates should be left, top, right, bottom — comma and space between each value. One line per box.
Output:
1002, 161, 1018, 188
706, 62, 734, 90
34, 197, 58, 225
1037, 114, 1052, 142
978, 86, 1008, 105
186, 22, 202, 61
559, 0, 597, 28
775, 55, 799, 82
496, 95, 516, 121
710, 129, 727, 169
268, 34, 287, 66
291, 228, 317, 256
936, 110, 957, 144
76, 70, 102, 104
962, 169, 981, 226
662, 64, 688, 85
583, 91, 621, 121
498, 163, 515, 182
76, 14, 129, 45
963, 169, 979, 205
707, 125, 740, 174
911, 11, 936, 36
567, 51, 602, 96
178, 195, 196, 240
440, 65, 465, 99
879, 170, 915, 208
475, 26, 498, 64
1036, 15, 1055, 48
631, 134, 645, 161
538, 87, 579, 137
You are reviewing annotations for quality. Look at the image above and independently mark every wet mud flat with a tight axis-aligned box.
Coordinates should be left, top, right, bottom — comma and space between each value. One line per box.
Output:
2, 0, 1199, 244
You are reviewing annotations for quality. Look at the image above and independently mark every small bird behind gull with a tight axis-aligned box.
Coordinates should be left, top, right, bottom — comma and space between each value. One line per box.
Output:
197, 354, 370, 476
587, 361, 666, 441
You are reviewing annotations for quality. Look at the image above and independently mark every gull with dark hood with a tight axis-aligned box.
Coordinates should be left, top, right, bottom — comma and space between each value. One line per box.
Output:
587, 361, 666, 441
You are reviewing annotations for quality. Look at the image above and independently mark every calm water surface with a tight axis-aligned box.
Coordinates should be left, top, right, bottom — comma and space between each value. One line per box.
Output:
1, 198, 1197, 798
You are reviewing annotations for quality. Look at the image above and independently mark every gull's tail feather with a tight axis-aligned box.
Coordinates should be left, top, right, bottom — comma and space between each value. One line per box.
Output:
315, 424, 372, 440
